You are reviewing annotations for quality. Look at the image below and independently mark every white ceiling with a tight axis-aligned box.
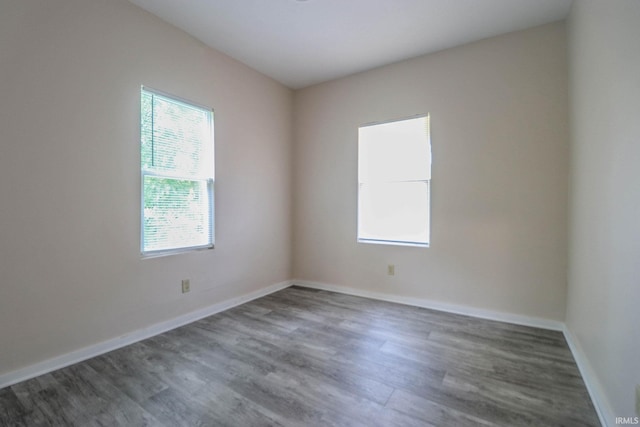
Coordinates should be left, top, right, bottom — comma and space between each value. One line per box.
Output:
127, 0, 573, 89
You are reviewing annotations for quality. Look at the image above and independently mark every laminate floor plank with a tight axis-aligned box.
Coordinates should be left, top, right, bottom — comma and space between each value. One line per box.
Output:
227, 335, 396, 406
172, 326, 399, 426
85, 349, 170, 403
0, 387, 30, 427
386, 388, 497, 427
0, 286, 601, 426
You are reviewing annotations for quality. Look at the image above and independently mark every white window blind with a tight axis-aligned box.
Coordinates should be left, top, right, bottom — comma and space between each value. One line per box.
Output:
141, 87, 214, 255
358, 115, 431, 247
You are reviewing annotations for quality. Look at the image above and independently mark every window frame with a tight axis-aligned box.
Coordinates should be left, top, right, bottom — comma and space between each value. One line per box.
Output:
140, 86, 215, 258
357, 114, 431, 248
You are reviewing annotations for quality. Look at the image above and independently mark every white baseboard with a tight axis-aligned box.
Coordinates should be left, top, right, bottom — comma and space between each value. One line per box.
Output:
293, 280, 564, 331
562, 326, 614, 427
0, 280, 292, 390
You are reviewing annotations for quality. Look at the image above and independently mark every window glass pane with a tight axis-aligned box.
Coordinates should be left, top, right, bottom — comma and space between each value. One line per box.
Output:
143, 176, 212, 252
358, 181, 429, 244
151, 95, 212, 177
359, 116, 430, 183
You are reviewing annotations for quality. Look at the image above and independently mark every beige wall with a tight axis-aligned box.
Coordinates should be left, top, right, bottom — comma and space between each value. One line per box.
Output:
0, 0, 293, 376
567, 0, 640, 419
293, 22, 569, 322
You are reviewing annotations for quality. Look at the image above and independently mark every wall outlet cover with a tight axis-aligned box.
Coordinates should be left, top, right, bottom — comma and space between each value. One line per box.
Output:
181, 279, 190, 293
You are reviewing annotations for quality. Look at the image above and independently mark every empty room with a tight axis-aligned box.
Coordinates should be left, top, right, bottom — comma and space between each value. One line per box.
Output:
0, 0, 638, 426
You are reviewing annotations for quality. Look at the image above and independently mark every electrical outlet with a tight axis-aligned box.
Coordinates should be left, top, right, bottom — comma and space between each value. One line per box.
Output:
636, 384, 640, 416
181, 279, 190, 294
387, 264, 395, 276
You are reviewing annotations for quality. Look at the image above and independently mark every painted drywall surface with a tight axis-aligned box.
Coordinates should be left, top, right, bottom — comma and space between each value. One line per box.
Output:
567, 0, 640, 418
293, 22, 569, 321
0, 0, 292, 375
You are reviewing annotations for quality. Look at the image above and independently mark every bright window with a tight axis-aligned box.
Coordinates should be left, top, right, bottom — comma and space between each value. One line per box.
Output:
358, 115, 431, 247
140, 87, 214, 256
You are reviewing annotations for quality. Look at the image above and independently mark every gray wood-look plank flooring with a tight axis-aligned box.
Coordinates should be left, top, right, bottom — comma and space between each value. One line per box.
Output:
0, 286, 600, 426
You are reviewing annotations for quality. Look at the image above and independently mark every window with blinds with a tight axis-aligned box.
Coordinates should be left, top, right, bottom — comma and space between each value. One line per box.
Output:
358, 115, 431, 247
140, 87, 214, 256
